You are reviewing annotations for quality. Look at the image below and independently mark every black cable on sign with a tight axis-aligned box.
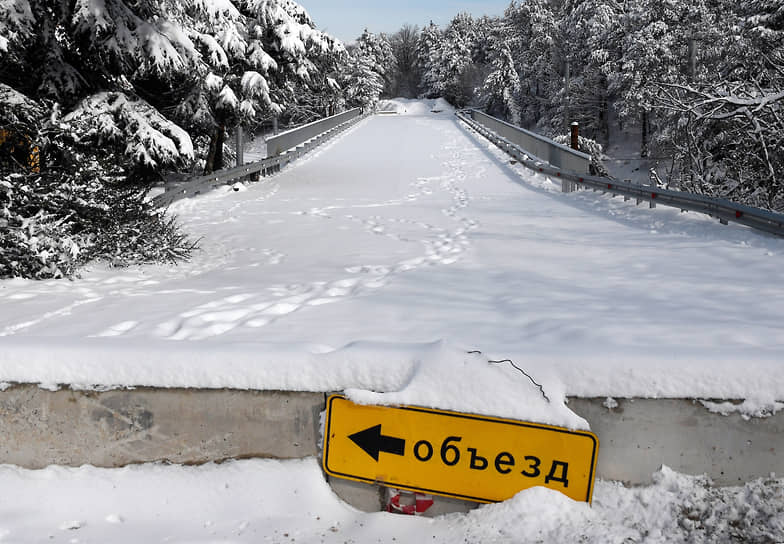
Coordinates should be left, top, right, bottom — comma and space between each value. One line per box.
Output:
467, 350, 550, 403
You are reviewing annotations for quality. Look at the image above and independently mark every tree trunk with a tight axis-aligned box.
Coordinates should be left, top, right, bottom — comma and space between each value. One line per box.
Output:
204, 123, 226, 175
641, 110, 649, 158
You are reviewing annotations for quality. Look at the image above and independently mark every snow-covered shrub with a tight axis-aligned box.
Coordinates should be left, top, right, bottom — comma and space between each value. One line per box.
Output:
0, 174, 84, 279
0, 91, 196, 280
1, 158, 196, 279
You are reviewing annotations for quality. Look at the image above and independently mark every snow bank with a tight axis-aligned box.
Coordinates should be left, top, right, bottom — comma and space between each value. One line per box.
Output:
377, 98, 454, 115
2, 337, 784, 424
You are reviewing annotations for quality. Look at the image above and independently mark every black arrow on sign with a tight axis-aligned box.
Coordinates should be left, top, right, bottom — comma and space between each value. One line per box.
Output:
349, 424, 406, 461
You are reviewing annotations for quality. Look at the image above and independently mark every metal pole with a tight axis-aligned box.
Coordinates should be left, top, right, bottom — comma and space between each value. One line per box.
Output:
565, 58, 571, 132
235, 126, 244, 167
570, 122, 579, 151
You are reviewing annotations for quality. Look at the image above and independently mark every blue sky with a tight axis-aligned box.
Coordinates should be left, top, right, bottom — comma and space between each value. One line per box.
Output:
304, 1, 512, 43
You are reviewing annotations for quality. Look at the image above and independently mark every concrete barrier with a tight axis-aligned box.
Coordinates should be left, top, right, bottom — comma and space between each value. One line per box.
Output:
266, 109, 362, 157
0, 386, 781, 512
0, 385, 324, 468
569, 398, 784, 486
468, 110, 591, 174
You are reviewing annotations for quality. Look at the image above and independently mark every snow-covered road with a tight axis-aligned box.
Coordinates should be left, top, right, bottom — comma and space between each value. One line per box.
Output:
1, 105, 783, 401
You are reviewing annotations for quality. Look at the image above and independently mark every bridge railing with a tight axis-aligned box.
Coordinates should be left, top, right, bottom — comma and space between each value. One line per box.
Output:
456, 110, 784, 237
466, 109, 591, 175
266, 108, 362, 156
154, 109, 365, 207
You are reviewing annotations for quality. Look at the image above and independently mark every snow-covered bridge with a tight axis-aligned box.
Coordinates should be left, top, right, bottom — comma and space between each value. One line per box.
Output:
2, 100, 783, 377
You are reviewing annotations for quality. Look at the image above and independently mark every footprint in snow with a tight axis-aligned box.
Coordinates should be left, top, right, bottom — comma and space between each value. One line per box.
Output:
94, 320, 139, 337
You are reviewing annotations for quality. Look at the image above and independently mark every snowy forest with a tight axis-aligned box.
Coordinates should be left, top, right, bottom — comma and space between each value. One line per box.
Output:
1, 0, 782, 279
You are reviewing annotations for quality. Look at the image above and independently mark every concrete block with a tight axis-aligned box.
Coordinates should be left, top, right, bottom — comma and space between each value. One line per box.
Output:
0, 385, 325, 469
569, 398, 784, 486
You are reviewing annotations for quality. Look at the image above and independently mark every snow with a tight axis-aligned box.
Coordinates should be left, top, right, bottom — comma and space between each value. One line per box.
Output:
2, 103, 784, 418
204, 72, 223, 91
72, 0, 112, 35
194, 32, 230, 69
376, 97, 454, 115
0, 82, 38, 109
63, 92, 194, 165
217, 85, 240, 110
247, 42, 277, 72
240, 70, 270, 98
192, 0, 242, 24
0, 459, 780, 543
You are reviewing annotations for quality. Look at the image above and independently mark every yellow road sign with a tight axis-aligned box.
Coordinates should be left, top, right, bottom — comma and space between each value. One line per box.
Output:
322, 395, 598, 503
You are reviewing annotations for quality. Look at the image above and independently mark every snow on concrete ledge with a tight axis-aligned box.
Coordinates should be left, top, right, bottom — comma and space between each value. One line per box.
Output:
1, 338, 782, 425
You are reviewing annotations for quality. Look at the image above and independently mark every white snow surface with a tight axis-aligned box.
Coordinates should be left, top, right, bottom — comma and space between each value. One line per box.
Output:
0, 459, 781, 543
377, 97, 454, 115
2, 102, 784, 422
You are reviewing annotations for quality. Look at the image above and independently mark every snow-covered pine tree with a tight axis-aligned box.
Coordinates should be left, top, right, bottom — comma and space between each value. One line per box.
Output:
555, 0, 620, 144
341, 48, 384, 109
288, 34, 346, 122
438, 13, 480, 107
1, 0, 202, 176
1, 0, 343, 277
417, 22, 445, 99
176, 0, 343, 173
480, 21, 522, 124
504, 0, 562, 130
354, 29, 396, 98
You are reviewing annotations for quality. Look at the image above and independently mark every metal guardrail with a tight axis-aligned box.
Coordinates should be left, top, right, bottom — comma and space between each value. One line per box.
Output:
266, 108, 362, 157
153, 110, 366, 207
456, 110, 784, 237
467, 109, 591, 175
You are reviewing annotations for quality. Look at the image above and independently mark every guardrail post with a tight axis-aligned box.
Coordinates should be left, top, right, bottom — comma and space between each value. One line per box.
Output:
570, 122, 579, 151
650, 177, 658, 209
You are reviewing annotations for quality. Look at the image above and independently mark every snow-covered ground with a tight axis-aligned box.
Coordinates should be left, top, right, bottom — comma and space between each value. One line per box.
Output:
377, 97, 454, 115
0, 459, 781, 543
1, 102, 784, 542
